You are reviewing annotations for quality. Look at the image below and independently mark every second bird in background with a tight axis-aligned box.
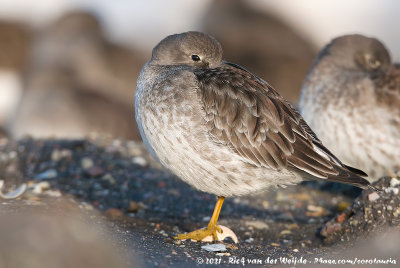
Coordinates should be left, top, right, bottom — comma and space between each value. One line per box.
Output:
300, 34, 400, 181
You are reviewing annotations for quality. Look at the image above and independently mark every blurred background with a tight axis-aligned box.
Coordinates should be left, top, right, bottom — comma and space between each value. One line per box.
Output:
1, 0, 399, 141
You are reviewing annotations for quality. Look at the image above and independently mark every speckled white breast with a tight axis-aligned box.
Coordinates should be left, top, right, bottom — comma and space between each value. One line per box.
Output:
300, 75, 400, 180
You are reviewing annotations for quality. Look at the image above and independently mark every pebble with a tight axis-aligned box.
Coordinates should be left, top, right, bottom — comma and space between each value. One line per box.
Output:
306, 205, 326, 217
104, 208, 124, 218
384, 187, 399, 195
202, 216, 211, 222
35, 169, 58, 180
8, 151, 17, 159
51, 149, 72, 161
128, 201, 146, 213
79, 202, 94, 210
32, 181, 51, 194
320, 222, 342, 237
368, 192, 380, 201
337, 201, 350, 212
132, 156, 147, 167
287, 193, 312, 202
245, 237, 254, 243
81, 157, 94, 169
279, 230, 292, 236
350, 220, 359, 226
287, 223, 300, 230
86, 166, 105, 177
337, 213, 346, 223
393, 208, 400, 217
216, 253, 231, 256
51, 150, 61, 161
226, 244, 238, 250
390, 178, 400, 187
102, 174, 116, 184
245, 220, 269, 230
45, 189, 62, 197
201, 244, 227, 252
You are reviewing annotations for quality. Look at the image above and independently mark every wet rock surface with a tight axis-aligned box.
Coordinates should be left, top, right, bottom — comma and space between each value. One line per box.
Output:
321, 177, 400, 245
0, 136, 398, 267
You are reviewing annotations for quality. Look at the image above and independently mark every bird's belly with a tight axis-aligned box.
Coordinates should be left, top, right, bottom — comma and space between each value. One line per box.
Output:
138, 107, 299, 197
309, 107, 400, 180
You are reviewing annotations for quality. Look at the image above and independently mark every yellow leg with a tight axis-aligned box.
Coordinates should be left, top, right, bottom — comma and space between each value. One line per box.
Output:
174, 196, 225, 241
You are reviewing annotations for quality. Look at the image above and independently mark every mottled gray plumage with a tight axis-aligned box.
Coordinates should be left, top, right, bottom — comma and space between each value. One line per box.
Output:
300, 34, 400, 181
136, 31, 371, 198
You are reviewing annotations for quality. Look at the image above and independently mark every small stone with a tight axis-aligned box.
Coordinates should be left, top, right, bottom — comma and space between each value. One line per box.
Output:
293, 249, 299, 252
270, 243, 280, 247
80, 202, 94, 210
8, 151, 17, 159
86, 166, 105, 177
45, 190, 62, 197
390, 178, 400, 187
306, 205, 327, 217
201, 244, 226, 252
245, 237, 254, 243
320, 222, 342, 237
287, 193, 312, 202
104, 208, 123, 218
262, 201, 270, 208
127, 201, 145, 213
132, 156, 147, 167
350, 220, 359, 227
393, 208, 400, 217
245, 220, 269, 230
216, 252, 231, 256
51, 149, 72, 161
102, 174, 116, 184
337, 213, 346, 223
337, 201, 350, 212
384, 187, 399, 195
287, 223, 300, 230
32, 181, 51, 194
81, 157, 94, 169
279, 230, 292, 237
368, 191, 380, 201
226, 244, 238, 250
35, 169, 57, 180
51, 150, 61, 161
202, 216, 211, 222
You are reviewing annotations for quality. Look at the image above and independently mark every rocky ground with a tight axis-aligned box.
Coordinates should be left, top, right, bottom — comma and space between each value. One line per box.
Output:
0, 136, 399, 267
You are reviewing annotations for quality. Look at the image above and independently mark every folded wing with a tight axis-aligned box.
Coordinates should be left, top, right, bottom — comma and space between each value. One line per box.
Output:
195, 62, 370, 189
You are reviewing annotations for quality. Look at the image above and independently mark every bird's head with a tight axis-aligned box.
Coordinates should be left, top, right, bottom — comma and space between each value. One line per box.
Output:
150, 31, 223, 68
322, 34, 392, 76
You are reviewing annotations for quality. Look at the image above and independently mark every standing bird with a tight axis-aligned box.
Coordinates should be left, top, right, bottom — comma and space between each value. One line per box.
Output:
136, 31, 372, 242
300, 34, 400, 181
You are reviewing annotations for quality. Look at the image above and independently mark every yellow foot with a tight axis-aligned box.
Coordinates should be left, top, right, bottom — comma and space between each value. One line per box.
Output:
174, 225, 222, 241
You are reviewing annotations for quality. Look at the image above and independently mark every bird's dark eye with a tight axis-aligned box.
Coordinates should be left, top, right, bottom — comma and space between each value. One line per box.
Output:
191, 55, 201, 62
